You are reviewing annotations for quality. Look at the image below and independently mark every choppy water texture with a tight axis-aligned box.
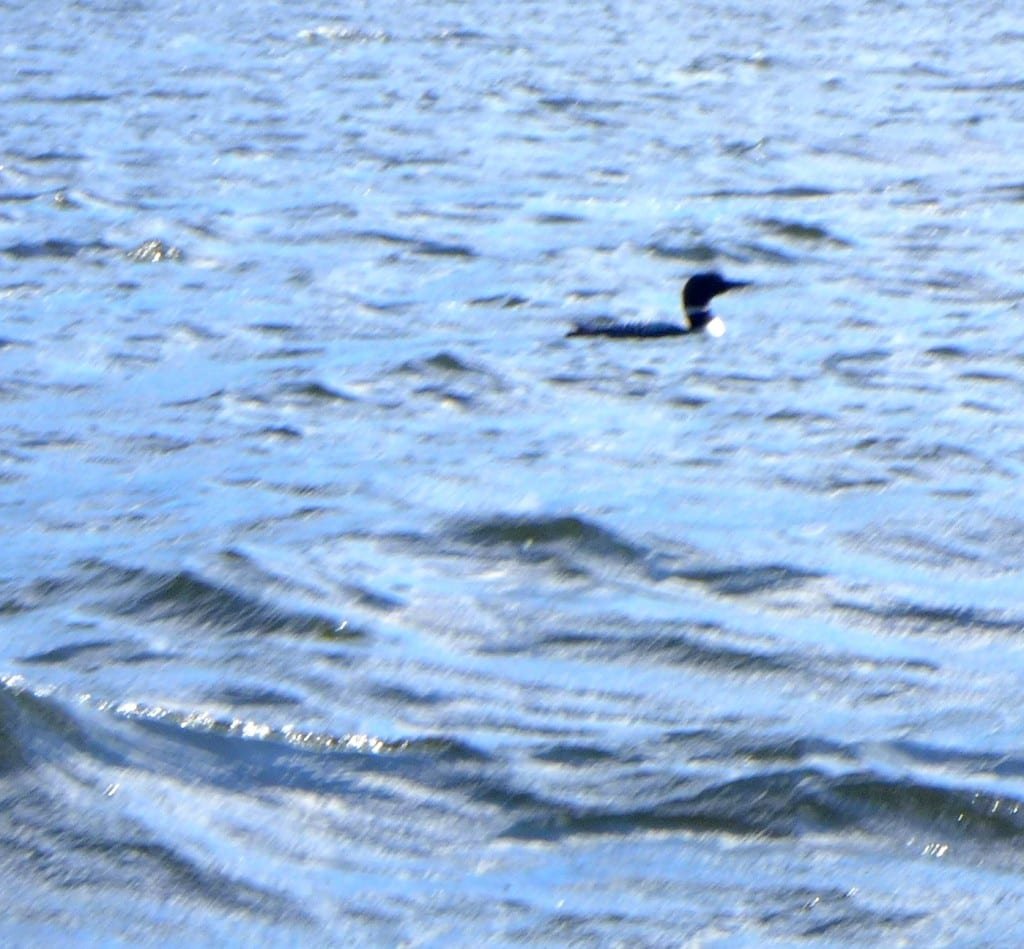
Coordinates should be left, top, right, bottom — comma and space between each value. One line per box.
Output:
2, 0, 1024, 943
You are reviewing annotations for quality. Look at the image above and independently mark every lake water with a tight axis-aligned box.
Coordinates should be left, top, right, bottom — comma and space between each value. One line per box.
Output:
2, 0, 1024, 943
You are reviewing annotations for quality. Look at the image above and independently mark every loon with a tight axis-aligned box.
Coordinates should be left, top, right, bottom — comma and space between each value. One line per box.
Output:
566, 272, 750, 339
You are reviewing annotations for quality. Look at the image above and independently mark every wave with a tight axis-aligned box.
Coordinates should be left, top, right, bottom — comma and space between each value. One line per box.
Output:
19, 559, 365, 648
495, 762, 1024, 847
652, 561, 824, 596
451, 513, 644, 566
832, 596, 1024, 637
0, 679, 309, 923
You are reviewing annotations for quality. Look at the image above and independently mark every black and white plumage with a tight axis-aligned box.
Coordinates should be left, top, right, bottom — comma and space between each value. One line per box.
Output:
566, 272, 750, 339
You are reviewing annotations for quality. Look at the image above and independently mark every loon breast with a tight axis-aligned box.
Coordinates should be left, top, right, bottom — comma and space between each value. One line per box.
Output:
701, 316, 726, 338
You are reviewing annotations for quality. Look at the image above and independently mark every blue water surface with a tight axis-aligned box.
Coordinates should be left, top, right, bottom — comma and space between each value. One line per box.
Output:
2, 0, 1024, 943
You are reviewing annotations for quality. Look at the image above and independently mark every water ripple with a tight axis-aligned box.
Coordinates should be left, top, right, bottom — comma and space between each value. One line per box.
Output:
4, 0, 1024, 940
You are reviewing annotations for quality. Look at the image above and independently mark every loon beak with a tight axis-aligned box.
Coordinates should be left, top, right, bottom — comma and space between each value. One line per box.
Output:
724, 279, 751, 292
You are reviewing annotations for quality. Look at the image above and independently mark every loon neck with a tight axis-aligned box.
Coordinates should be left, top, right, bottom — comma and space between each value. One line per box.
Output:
686, 308, 726, 337
685, 307, 713, 330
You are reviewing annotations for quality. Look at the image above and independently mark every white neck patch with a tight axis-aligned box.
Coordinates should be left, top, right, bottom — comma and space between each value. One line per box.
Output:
705, 316, 726, 337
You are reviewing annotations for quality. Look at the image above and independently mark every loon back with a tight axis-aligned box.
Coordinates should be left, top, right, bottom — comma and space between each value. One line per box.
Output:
566, 320, 688, 339
566, 271, 749, 339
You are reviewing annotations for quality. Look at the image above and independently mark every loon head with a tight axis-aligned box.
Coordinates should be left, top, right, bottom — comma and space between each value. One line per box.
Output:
682, 271, 750, 334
